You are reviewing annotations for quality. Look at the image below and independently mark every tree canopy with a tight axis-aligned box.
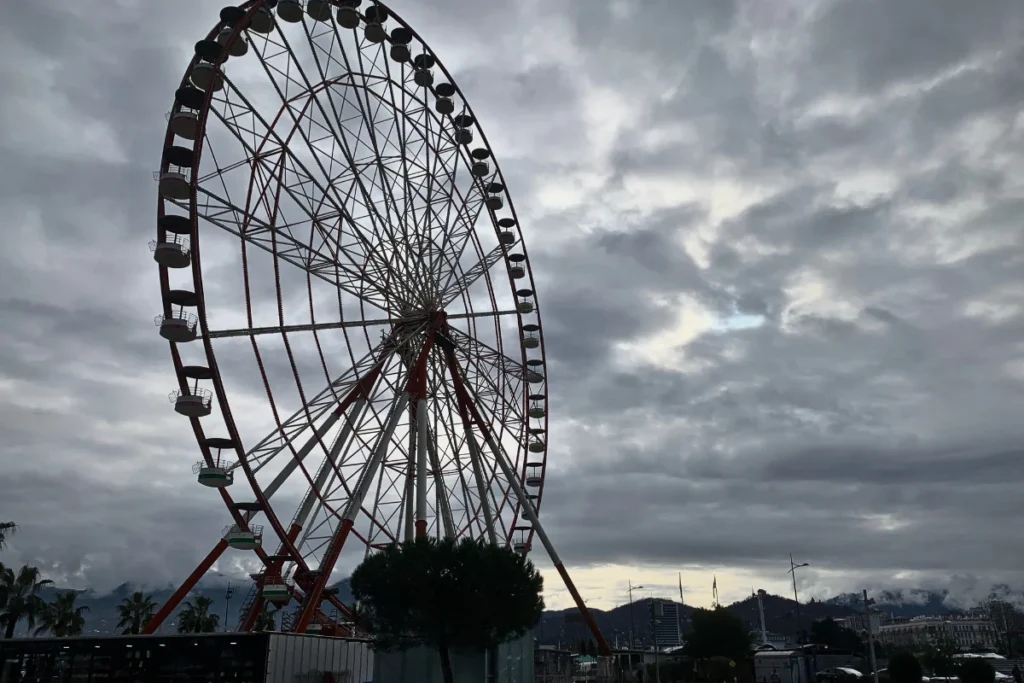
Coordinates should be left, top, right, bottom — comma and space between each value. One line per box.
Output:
117, 591, 157, 635
920, 635, 959, 676
35, 591, 89, 637
0, 563, 52, 638
350, 536, 544, 683
0, 523, 16, 552
958, 659, 996, 683
176, 595, 220, 634
809, 617, 866, 654
682, 607, 751, 663
252, 605, 277, 632
887, 650, 924, 683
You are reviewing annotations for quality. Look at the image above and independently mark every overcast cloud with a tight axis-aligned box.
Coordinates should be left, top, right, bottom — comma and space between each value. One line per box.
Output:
1, 0, 1023, 611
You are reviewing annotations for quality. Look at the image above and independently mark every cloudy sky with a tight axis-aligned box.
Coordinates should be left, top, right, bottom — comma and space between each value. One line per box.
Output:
2, 0, 1024, 615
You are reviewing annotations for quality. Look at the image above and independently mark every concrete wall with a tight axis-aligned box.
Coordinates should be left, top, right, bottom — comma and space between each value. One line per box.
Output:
266, 633, 374, 683
373, 633, 534, 683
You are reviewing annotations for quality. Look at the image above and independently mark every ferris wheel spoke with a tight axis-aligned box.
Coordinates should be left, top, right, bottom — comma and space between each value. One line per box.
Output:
260, 24, 429, 309
458, 356, 528, 473
237, 328, 419, 476
286, 392, 371, 538
438, 243, 506, 309
292, 363, 414, 556
304, 18, 485, 309
206, 316, 399, 339
291, 323, 438, 585
463, 375, 527, 536
204, 88, 403, 296
446, 326, 525, 377
194, 183, 393, 312
430, 355, 495, 540
432, 368, 480, 538
435, 345, 498, 545
294, 388, 409, 633
425, 425, 456, 539
317, 31, 434, 307
209, 70, 417, 312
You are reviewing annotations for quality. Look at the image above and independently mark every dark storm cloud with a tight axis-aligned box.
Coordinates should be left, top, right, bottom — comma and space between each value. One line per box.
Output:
1, 0, 1023, 606
806, 0, 1023, 93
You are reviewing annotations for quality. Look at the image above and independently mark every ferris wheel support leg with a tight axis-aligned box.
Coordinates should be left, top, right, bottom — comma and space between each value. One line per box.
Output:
143, 538, 230, 634
442, 346, 612, 656
291, 395, 371, 534
426, 432, 457, 539
294, 322, 442, 634
242, 366, 384, 632
293, 391, 410, 633
439, 345, 498, 545
403, 402, 416, 542
465, 429, 499, 545
415, 397, 430, 537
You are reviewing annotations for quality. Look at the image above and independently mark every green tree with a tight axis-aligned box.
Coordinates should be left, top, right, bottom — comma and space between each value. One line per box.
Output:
682, 607, 751, 663
35, 591, 89, 637
957, 659, 996, 683
0, 523, 16, 552
920, 634, 958, 676
116, 591, 157, 635
705, 655, 736, 682
176, 595, 220, 634
350, 536, 544, 683
0, 564, 52, 638
887, 650, 923, 683
810, 617, 866, 654
252, 605, 276, 632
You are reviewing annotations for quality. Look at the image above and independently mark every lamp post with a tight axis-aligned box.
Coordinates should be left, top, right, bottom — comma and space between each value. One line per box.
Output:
628, 581, 644, 649
788, 555, 809, 644
223, 582, 234, 632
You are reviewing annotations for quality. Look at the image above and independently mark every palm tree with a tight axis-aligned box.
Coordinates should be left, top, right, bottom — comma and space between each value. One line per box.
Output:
0, 523, 16, 551
116, 591, 158, 635
35, 591, 89, 637
252, 605, 276, 632
176, 595, 219, 634
0, 564, 52, 638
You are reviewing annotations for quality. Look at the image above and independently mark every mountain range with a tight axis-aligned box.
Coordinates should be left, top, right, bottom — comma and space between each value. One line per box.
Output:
15, 580, 1017, 642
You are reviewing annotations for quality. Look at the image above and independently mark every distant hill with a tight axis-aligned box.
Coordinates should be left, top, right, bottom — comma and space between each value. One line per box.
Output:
12, 579, 1015, 640
532, 593, 859, 647
825, 587, 1024, 619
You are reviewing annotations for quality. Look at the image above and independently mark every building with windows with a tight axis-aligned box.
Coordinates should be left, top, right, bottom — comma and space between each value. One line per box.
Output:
876, 617, 999, 652
835, 614, 881, 635
649, 599, 682, 647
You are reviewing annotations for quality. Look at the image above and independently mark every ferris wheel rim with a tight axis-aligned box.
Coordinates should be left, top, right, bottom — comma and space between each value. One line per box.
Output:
155, 0, 550, 581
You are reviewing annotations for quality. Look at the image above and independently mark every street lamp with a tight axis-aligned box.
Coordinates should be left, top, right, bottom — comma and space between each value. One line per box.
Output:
789, 555, 809, 644
628, 581, 645, 649
223, 582, 234, 633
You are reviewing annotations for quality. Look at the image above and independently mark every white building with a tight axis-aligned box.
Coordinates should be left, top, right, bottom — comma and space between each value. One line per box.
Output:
835, 614, 881, 635
876, 617, 999, 652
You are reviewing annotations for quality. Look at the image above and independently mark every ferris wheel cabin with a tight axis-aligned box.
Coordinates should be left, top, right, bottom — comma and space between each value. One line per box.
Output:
224, 524, 262, 550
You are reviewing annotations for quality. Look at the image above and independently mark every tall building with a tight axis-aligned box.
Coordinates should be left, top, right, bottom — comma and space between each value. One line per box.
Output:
649, 599, 683, 647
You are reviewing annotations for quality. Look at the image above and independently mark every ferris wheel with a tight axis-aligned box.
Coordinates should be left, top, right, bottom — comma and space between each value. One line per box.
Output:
145, 0, 607, 647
